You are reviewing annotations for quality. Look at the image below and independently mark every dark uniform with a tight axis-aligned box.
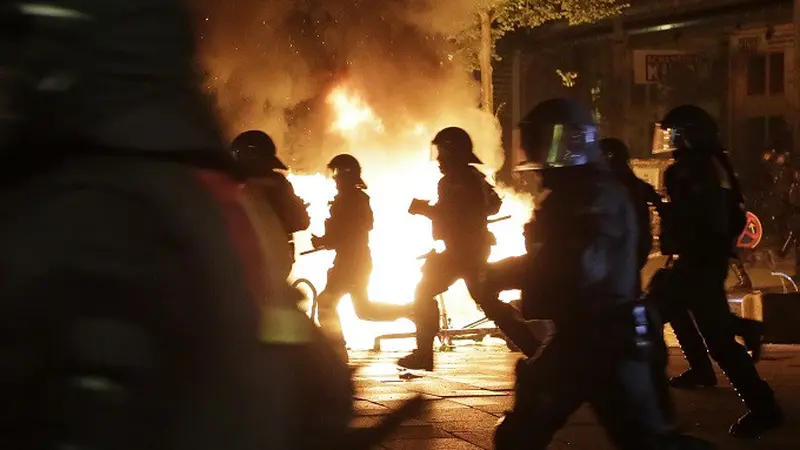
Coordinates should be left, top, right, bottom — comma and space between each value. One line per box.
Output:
650, 105, 782, 438
398, 127, 540, 371
601, 138, 664, 279
488, 99, 712, 450
313, 154, 407, 362
0, 3, 418, 449
601, 137, 676, 424
231, 130, 310, 262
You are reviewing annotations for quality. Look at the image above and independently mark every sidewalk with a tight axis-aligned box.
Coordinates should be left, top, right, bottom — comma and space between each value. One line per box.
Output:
351, 345, 800, 449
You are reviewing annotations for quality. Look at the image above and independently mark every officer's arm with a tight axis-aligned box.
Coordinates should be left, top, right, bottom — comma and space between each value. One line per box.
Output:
267, 177, 311, 234
323, 197, 371, 246
279, 178, 311, 233
320, 201, 343, 246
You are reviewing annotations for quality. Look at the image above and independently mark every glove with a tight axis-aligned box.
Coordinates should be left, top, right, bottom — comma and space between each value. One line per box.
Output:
408, 198, 431, 216
311, 235, 326, 250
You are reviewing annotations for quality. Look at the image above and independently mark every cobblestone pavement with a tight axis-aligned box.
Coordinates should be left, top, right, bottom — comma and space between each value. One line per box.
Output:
351, 345, 800, 449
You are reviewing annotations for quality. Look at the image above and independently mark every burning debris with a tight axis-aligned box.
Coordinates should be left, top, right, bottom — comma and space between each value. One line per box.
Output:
192, 0, 501, 170
192, 0, 535, 350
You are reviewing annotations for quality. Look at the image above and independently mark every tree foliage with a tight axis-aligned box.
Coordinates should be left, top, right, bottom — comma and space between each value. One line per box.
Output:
451, 0, 627, 70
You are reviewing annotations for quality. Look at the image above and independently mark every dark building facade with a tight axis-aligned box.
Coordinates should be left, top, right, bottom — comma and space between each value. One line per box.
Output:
496, 0, 794, 194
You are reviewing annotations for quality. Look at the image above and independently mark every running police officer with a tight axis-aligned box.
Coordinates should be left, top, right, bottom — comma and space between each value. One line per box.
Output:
312, 154, 408, 362
398, 127, 541, 371
651, 104, 782, 437
231, 129, 310, 262
485, 99, 712, 450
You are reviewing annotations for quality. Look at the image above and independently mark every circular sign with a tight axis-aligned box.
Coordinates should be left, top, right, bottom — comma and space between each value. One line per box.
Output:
737, 211, 763, 249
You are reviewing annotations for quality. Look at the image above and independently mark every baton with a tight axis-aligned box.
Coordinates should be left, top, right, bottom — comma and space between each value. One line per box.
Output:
300, 247, 327, 256
488, 215, 512, 224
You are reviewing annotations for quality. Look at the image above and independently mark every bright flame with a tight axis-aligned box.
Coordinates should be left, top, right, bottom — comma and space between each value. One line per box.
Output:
327, 86, 384, 133
289, 84, 533, 351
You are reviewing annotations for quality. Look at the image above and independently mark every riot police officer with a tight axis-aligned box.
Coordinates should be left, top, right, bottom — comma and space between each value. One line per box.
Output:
397, 127, 541, 371
486, 99, 711, 450
231, 130, 310, 262
652, 105, 782, 437
312, 154, 408, 362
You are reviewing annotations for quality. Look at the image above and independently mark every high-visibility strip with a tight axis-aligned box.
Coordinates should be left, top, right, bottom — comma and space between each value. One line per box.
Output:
19, 3, 90, 19
259, 307, 313, 344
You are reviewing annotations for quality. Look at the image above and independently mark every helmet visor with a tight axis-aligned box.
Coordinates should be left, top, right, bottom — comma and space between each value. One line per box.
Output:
328, 166, 367, 188
514, 123, 597, 171
652, 123, 680, 154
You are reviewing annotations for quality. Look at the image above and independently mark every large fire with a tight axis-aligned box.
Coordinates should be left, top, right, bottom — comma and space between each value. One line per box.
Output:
287, 85, 533, 351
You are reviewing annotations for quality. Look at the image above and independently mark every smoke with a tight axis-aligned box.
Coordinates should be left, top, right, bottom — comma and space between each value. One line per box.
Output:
192, 0, 504, 172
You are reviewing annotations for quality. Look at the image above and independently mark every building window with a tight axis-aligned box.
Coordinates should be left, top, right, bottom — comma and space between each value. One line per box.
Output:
747, 54, 766, 96
746, 52, 785, 96
744, 116, 767, 151
744, 116, 790, 151
769, 52, 785, 95
768, 116, 791, 150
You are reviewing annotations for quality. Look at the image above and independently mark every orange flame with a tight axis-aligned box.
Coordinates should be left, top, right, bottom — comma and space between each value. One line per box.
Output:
288, 84, 533, 351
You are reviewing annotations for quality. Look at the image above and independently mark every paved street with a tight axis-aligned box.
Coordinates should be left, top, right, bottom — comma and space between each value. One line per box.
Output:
351, 344, 800, 449
345, 253, 799, 449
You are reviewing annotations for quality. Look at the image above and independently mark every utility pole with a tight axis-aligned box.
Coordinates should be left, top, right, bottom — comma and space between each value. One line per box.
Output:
612, 17, 630, 145
794, 0, 800, 153
511, 49, 522, 170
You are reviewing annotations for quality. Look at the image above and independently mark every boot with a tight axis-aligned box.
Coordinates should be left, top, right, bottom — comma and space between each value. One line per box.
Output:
729, 405, 784, 439
738, 319, 765, 362
397, 350, 433, 371
669, 370, 717, 389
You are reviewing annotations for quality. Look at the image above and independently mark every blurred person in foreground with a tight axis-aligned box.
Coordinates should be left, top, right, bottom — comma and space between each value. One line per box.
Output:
311, 154, 408, 362
484, 99, 713, 449
231, 129, 310, 263
398, 127, 541, 371
0, 2, 419, 449
649, 104, 781, 438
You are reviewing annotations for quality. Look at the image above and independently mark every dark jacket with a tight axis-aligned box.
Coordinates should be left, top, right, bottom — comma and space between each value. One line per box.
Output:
614, 168, 663, 270
248, 174, 310, 237
322, 186, 373, 267
430, 167, 501, 254
487, 170, 639, 328
661, 150, 745, 264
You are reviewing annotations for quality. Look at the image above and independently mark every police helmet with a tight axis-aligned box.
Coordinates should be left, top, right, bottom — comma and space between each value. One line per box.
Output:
652, 104, 718, 154
515, 98, 601, 171
599, 138, 631, 170
431, 127, 482, 166
231, 130, 288, 175
327, 153, 367, 188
